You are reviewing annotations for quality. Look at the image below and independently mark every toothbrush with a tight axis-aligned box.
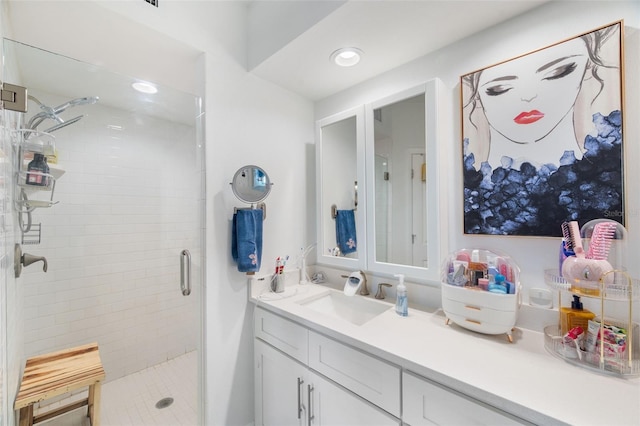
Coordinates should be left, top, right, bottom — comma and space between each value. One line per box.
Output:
586, 222, 617, 260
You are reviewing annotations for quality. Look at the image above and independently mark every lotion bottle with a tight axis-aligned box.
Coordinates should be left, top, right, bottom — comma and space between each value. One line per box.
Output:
560, 295, 595, 334
395, 274, 408, 317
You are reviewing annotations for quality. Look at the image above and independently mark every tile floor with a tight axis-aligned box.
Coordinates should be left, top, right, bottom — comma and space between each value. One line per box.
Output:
37, 351, 199, 426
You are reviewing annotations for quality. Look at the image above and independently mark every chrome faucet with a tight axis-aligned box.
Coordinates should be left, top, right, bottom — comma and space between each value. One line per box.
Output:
358, 270, 369, 296
375, 283, 392, 299
14, 244, 48, 278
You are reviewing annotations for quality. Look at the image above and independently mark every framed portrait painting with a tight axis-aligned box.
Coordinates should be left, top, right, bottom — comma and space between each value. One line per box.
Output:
461, 21, 624, 237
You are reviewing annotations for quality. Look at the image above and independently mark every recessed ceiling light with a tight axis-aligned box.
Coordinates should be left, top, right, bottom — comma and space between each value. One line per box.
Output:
132, 81, 158, 94
330, 47, 363, 67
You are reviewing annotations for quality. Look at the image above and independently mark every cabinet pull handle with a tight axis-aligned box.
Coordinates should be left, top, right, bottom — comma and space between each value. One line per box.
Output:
307, 384, 315, 424
297, 377, 304, 419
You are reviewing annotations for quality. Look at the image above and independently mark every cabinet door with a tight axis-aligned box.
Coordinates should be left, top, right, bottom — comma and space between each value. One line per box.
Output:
403, 371, 525, 426
255, 339, 307, 426
308, 371, 400, 426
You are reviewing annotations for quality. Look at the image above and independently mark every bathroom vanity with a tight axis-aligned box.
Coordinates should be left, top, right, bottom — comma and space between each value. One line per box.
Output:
251, 282, 640, 425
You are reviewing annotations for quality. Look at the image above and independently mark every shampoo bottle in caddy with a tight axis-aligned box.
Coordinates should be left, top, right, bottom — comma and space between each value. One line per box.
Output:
395, 274, 408, 317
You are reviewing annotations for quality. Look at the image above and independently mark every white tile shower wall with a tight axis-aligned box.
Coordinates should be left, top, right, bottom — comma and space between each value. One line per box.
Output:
20, 90, 200, 383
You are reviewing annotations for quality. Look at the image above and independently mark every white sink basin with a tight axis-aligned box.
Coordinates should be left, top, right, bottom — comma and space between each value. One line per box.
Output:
298, 290, 391, 326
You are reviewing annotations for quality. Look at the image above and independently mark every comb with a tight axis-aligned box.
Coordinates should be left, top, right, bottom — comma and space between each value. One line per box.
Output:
586, 221, 617, 261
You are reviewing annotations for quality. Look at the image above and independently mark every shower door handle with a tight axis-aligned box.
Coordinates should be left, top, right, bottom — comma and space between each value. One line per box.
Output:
180, 249, 192, 296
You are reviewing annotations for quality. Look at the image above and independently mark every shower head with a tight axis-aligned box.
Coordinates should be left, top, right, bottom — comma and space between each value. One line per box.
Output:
43, 115, 84, 133
52, 96, 99, 115
26, 95, 99, 132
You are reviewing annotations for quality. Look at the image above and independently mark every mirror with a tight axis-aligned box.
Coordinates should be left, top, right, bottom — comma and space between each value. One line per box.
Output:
371, 92, 426, 267
316, 80, 446, 284
231, 165, 271, 203
316, 106, 366, 269
365, 80, 447, 283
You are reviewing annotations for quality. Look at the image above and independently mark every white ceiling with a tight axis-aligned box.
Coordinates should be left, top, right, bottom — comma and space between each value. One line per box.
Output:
7, 0, 552, 125
249, 0, 551, 101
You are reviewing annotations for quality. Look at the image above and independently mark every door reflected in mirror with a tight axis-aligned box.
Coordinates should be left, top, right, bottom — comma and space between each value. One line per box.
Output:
373, 93, 426, 268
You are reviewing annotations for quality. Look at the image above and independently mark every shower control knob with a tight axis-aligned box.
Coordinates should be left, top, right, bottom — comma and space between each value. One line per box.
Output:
14, 244, 48, 278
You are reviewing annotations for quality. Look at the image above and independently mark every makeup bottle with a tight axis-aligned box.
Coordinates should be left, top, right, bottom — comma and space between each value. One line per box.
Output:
560, 295, 595, 335
467, 249, 487, 286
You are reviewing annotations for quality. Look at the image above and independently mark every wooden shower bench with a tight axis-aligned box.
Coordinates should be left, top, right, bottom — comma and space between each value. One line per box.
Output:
14, 342, 105, 426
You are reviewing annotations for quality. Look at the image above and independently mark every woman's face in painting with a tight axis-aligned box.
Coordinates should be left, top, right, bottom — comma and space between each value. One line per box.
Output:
477, 38, 589, 144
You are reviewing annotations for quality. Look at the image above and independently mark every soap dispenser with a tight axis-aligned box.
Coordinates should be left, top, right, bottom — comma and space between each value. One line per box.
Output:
395, 274, 408, 317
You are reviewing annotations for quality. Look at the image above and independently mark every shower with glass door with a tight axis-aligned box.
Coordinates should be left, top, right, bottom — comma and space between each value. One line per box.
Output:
4, 39, 204, 425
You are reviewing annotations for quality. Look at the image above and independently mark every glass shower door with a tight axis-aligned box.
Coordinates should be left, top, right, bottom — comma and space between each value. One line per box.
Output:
5, 39, 203, 425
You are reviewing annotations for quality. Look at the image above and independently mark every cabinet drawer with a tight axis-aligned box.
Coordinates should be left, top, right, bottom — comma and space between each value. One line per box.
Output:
254, 307, 308, 364
442, 298, 517, 326
442, 283, 518, 311
308, 331, 400, 417
402, 371, 525, 425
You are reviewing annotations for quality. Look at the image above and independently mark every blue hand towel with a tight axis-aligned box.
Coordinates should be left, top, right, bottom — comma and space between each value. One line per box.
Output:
232, 209, 263, 273
335, 209, 357, 255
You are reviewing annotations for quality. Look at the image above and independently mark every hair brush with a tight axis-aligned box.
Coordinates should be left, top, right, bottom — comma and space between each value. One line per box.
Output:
586, 221, 617, 261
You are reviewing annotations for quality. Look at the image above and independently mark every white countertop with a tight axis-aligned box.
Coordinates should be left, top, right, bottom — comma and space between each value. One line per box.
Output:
250, 281, 640, 426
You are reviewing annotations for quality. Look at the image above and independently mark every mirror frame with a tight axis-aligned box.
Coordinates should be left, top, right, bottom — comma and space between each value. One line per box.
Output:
315, 105, 366, 270
364, 79, 448, 284
230, 165, 272, 204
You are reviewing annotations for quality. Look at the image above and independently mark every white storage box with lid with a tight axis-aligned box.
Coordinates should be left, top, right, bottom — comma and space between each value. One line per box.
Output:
441, 249, 521, 342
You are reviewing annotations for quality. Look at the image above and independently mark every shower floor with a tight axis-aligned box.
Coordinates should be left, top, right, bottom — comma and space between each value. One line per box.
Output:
36, 351, 198, 426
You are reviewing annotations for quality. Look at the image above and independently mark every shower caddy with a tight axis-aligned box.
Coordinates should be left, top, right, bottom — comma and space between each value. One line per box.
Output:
13, 129, 64, 244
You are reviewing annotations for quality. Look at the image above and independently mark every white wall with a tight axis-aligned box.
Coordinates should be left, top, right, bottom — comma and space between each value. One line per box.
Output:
4, 2, 315, 425
315, 1, 640, 319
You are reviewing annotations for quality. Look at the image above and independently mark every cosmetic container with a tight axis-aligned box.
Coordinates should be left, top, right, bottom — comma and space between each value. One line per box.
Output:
441, 248, 521, 342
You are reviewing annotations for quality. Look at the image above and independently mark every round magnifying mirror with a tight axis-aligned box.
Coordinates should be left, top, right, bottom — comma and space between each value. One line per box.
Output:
231, 165, 272, 203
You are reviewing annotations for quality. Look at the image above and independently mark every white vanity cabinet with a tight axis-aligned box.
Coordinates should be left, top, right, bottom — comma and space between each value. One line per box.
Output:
402, 371, 527, 426
255, 339, 307, 426
254, 307, 400, 426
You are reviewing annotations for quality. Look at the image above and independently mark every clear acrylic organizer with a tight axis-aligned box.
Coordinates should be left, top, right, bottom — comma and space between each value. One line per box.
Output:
544, 220, 639, 377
